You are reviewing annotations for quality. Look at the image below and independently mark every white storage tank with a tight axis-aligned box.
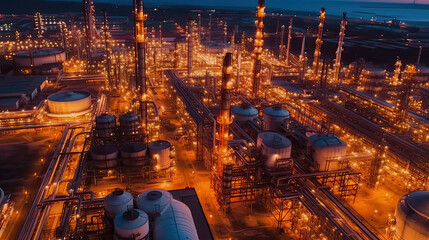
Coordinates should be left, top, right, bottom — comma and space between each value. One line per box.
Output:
119, 113, 140, 136
394, 191, 429, 240
149, 140, 172, 170
257, 132, 292, 168
136, 189, 172, 216
14, 48, 66, 67
120, 142, 148, 166
263, 106, 289, 131
114, 209, 149, 240
90, 144, 119, 169
232, 103, 259, 122
47, 91, 91, 116
308, 134, 347, 171
153, 199, 199, 240
104, 189, 134, 218
95, 114, 116, 138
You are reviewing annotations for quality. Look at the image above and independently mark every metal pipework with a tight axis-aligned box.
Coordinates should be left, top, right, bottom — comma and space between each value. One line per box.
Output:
252, 0, 265, 97
312, 8, 325, 81
103, 10, 112, 89
333, 12, 347, 83
279, 25, 285, 58
135, 0, 147, 138
285, 17, 293, 66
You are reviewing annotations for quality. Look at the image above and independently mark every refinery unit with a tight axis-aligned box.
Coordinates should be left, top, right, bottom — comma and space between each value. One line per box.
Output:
0, 0, 428, 240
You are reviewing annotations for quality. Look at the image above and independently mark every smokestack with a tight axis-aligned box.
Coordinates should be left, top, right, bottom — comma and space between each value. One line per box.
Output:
187, 19, 193, 80
279, 25, 285, 58
285, 17, 293, 66
83, 0, 96, 64
135, 0, 147, 138
103, 10, 112, 89
198, 13, 201, 44
208, 13, 212, 42
299, 30, 307, 83
333, 12, 347, 83
312, 8, 325, 81
252, 0, 265, 97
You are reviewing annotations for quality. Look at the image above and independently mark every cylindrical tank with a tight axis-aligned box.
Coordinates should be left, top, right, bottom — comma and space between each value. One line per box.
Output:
361, 67, 385, 93
262, 106, 290, 131
149, 140, 172, 170
120, 142, 148, 166
47, 91, 91, 116
119, 113, 140, 136
95, 114, 116, 138
14, 48, 66, 67
308, 134, 347, 171
231, 103, 258, 122
257, 132, 292, 168
90, 144, 119, 169
153, 199, 199, 240
104, 189, 134, 218
136, 189, 172, 216
394, 191, 429, 240
114, 209, 150, 240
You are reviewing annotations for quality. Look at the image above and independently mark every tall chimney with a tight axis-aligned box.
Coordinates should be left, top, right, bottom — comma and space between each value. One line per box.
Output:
285, 17, 293, 66
103, 10, 112, 89
252, 0, 265, 97
279, 25, 285, 58
312, 8, 325, 81
135, 0, 147, 138
333, 12, 347, 83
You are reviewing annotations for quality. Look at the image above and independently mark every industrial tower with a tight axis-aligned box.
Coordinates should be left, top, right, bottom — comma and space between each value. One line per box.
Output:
312, 8, 325, 81
285, 17, 293, 66
83, 0, 96, 63
333, 12, 347, 83
252, 0, 265, 97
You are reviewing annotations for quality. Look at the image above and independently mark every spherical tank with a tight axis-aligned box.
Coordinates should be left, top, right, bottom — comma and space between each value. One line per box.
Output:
47, 91, 91, 116
153, 199, 199, 240
309, 134, 347, 171
95, 114, 116, 138
14, 48, 66, 67
120, 142, 148, 166
114, 209, 149, 240
232, 104, 258, 122
263, 106, 289, 131
90, 144, 119, 169
257, 132, 292, 168
104, 189, 134, 218
394, 191, 429, 240
119, 113, 140, 136
136, 189, 172, 216
149, 140, 171, 170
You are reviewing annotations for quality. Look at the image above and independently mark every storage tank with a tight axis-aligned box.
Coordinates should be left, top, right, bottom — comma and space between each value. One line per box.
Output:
394, 191, 429, 240
47, 91, 91, 116
14, 48, 66, 67
262, 106, 290, 131
136, 189, 172, 216
308, 134, 347, 171
114, 209, 149, 240
95, 114, 116, 138
153, 199, 199, 240
231, 103, 258, 122
119, 113, 140, 136
149, 140, 172, 170
120, 142, 148, 166
257, 132, 292, 168
361, 67, 385, 93
104, 189, 134, 218
90, 144, 119, 168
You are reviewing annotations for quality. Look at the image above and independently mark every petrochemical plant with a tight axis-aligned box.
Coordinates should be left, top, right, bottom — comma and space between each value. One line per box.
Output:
0, 0, 428, 239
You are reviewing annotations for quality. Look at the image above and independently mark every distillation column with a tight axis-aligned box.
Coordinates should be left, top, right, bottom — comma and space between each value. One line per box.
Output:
135, 0, 147, 139
103, 10, 112, 89
279, 25, 285, 58
312, 8, 325, 81
34, 12, 44, 38
333, 12, 347, 84
393, 58, 402, 86
187, 19, 193, 81
252, 0, 265, 97
395, 65, 416, 131
83, 0, 96, 63
214, 53, 234, 210
285, 17, 293, 66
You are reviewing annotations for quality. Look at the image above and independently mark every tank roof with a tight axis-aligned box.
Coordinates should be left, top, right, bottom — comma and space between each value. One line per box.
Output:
47, 91, 90, 102
119, 113, 139, 122
406, 191, 429, 218
232, 104, 258, 116
91, 144, 118, 155
263, 106, 290, 117
121, 142, 147, 153
114, 209, 148, 230
259, 132, 291, 149
149, 140, 171, 150
309, 134, 346, 147
137, 189, 172, 216
104, 189, 133, 207
96, 114, 115, 123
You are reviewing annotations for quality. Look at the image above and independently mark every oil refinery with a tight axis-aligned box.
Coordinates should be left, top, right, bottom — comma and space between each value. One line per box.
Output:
0, 0, 428, 239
